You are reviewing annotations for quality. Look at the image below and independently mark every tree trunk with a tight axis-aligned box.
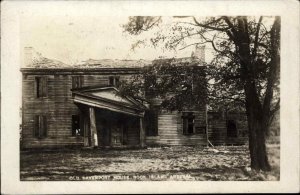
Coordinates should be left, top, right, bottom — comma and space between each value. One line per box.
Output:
244, 81, 271, 171
248, 114, 271, 171
235, 17, 272, 171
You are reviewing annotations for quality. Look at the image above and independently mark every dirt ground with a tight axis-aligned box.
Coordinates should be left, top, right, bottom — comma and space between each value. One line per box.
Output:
20, 144, 280, 181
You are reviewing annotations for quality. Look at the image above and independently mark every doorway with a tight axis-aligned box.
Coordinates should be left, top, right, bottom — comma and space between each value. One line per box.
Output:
95, 109, 130, 147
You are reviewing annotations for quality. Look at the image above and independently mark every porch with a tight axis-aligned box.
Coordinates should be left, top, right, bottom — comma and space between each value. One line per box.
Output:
72, 86, 147, 148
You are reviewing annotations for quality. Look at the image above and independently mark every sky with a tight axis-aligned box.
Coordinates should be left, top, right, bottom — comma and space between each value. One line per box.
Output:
20, 16, 209, 66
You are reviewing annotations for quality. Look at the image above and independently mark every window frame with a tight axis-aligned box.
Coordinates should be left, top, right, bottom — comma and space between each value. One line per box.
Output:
108, 76, 120, 87
145, 108, 159, 136
34, 115, 47, 139
182, 112, 195, 135
72, 115, 83, 137
35, 76, 48, 98
72, 76, 84, 89
226, 119, 238, 138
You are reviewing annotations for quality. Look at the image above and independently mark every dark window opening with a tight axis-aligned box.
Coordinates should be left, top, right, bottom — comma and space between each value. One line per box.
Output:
72, 76, 83, 89
109, 76, 120, 87
115, 77, 120, 86
35, 77, 47, 98
182, 112, 195, 135
109, 77, 114, 85
34, 115, 47, 138
36, 77, 41, 98
227, 120, 238, 137
72, 115, 82, 136
144, 76, 157, 97
145, 109, 158, 136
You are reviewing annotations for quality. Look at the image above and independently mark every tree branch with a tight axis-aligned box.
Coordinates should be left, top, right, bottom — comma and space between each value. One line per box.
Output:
222, 16, 238, 35
252, 16, 263, 60
169, 32, 204, 46
179, 41, 209, 50
193, 17, 231, 31
268, 98, 280, 126
263, 17, 280, 119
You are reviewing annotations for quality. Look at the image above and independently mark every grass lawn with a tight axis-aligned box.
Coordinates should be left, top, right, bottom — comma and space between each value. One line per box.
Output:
20, 144, 279, 181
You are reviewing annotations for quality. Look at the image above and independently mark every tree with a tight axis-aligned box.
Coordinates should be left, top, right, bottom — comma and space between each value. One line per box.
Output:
122, 16, 280, 171
118, 58, 208, 111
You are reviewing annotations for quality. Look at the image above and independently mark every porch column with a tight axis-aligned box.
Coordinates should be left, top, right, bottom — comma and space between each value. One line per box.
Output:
83, 115, 89, 147
139, 117, 146, 148
89, 107, 98, 147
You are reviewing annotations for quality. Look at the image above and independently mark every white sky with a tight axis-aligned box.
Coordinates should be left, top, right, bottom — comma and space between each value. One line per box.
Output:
20, 16, 207, 65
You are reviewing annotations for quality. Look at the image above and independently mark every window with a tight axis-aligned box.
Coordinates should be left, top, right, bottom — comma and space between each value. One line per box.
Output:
227, 120, 238, 137
182, 112, 195, 135
145, 109, 158, 136
144, 76, 157, 97
34, 115, 47, 138
72, 115, 83, 136
72, 76, 83, 89
109, 76, 120, 87
35, 77, 47, 98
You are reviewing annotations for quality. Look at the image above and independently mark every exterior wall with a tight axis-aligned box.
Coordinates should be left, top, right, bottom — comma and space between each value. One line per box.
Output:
21, 69, 137, 149
22, 74, 81, 148
145, 108, 207, 146
207, 111, 248, 145
21, 68, 249, 148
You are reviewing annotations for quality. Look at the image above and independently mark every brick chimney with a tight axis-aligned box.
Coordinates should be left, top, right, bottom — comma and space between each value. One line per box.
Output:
191, 44, 205, 63
24, 47, 33, 67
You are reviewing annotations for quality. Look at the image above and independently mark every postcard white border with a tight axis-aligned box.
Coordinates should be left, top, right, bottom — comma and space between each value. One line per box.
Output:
1, 0, 299, 193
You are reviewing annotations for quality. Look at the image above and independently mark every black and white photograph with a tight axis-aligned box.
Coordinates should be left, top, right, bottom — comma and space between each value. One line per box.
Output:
1, 0, 299, 194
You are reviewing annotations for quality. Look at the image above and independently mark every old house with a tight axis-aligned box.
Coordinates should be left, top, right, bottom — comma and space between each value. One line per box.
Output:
20, 47, 248, 149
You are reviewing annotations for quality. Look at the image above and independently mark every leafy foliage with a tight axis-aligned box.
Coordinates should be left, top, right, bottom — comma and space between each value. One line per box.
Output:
119, 58, 207, 111
121, 16, 280, 171
122, 16, 280, 123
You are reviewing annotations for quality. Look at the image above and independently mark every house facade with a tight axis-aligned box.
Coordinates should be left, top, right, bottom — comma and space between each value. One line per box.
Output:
20, 49, 248, 149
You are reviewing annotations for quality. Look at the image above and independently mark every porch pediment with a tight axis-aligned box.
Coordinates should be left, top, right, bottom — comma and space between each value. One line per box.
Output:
72, 86, 147, 117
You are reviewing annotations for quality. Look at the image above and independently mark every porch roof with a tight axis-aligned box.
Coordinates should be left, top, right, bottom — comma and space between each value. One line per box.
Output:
72, 86, 147, 117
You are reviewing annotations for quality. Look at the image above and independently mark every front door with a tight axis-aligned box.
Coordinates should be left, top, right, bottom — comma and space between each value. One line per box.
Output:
111, 123, 122, 146
95, 110, 131, 147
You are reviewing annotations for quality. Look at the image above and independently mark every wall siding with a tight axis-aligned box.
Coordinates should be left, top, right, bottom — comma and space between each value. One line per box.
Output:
22, 69, 248, 148
21, 72, 135, 149
207, 112, 248, 146
146, 109, 207, 146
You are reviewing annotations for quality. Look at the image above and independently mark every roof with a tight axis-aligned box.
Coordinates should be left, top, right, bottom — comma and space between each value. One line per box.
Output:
31, 57, 71, 68
72, 86, 148, 116
74, 59, 152, 68
27, 57, 152, 69
24, 49, 204, 70
152, 57, 203, 66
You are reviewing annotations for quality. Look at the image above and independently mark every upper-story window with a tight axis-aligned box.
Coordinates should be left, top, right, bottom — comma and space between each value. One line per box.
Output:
72, 76, 84, 89
109, 76, 120, 87
35, 77, 47, 98
182, 112, 195, 135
